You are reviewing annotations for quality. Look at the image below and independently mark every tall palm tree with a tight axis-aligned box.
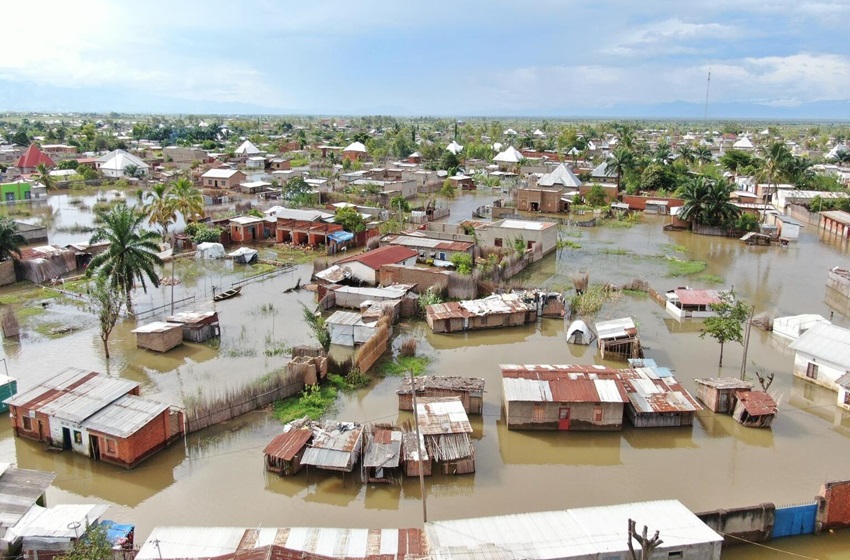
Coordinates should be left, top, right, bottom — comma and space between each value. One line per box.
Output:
607, 146, 635, 191
169, 177, 205, 223
34, 163, 56, 191
0, 217, 24, 262
758, 141, 793, 221
677, 145, 695, 166
123, 164, 142, 179
694, 146, 713, 166
654, 143, 673, 165
88, 203, 163, 316
679, 176, 740, 228
144, 183, 176, 238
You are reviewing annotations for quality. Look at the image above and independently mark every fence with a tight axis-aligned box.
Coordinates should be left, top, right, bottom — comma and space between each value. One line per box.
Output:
184, 368, 305, 433
354, 316, 390, 374
230, 262, 295, 288
135, 295, 196, 320
772, 502, 818, 538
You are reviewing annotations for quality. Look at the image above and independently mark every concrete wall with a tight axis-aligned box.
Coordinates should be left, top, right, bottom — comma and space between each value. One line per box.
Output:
505, 400, 624, 431
792, 352, 843, 391
698, 503, 775, 546
623, 195, 684, 211
827, 269, 850, 300
378, 265, 451, 295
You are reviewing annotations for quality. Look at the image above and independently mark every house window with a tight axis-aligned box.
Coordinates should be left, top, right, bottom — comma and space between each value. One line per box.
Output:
668, 552, 684, 559
844, 392, 850, 406
74, 431, 82, 444
106, 439, 116, 454
495, 238, 503, 247
593, 407, 604, 423
532, 403, 545, 422
22, 416, 31, 431
806, 362, 818, 380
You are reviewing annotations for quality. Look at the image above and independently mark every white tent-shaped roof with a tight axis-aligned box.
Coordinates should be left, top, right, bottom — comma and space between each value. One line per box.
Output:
533, 129, 545, 137
446, 140, 463, 155
494, 146, 524, 163
537, 163, 582, 188
567, 147, 580, 156
733, 136, 754, 149
591, 161, 615, 178
828, 144, 848, 160
343, 141, 367, 153
566, 320, 594, 345
97, 149, 148, 172
234, 140, 260, 155
492, 142, 503, 152
503, 128, 518, 136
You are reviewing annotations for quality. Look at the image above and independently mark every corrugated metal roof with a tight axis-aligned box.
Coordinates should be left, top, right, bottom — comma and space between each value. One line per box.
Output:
326, 311, 368, 326
363, 429, 402, 469
416, 397, 472, 435
673, 288, 722, 306
0, 466, 56, 533
735, 390, 778, 416
336, 246, 418, 271
12, 504, 109, 539
37, 375, 140, 424
595, 317, 637, 340
164, 311, 218, 325
131, 321, 182, 334
502, 378, 552, 402
82, 395, 169, 438
263, 429, 312, 461
426, 500, 721, 559
4, 367, 93, 408
503, 375, 625, 404
619, 371, 702, 414
137, 527, 248, 560
383, 234, 475, 252
332, 285, 412, 299
459, 293, 531, 316
301, 448, 354, 469
789, 323, 850, 369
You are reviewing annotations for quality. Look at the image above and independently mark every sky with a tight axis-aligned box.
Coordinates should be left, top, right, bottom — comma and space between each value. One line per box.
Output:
3, 0, 850, 119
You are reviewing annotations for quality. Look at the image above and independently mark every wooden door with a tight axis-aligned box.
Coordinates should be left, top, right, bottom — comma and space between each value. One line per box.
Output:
558, 407, 570, 430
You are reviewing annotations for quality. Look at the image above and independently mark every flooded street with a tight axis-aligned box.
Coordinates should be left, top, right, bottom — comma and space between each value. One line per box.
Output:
3, 192, 850, 557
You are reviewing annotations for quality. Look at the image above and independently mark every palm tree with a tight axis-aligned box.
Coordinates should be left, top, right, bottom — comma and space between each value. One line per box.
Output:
677, 145, 695, 166
123, 164, 142, 179
607, 146, 635, 191
786, 157, 815, 189
87, 203, 163, 316
0, 217, 24, 261
694, 146, 713, 166
169, 177, 205, 223
757, 142, 793, 221
144, 183, 176, 239
679, 176, 740, 228
654, 143, 673, 165
34, 163, 56, 191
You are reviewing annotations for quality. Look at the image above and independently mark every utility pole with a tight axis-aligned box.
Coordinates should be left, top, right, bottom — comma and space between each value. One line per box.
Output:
703, 68, 711, 123
409, 369, 428, 523
170, 258, 175, 314
740, 305, 755, 380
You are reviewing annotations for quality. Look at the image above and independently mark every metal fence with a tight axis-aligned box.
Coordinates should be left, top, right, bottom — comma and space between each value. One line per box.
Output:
772, 502, 817, 539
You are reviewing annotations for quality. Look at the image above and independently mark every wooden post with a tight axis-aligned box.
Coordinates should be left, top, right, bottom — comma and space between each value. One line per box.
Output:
410, 369, 428, 523
740, 305, 755, 381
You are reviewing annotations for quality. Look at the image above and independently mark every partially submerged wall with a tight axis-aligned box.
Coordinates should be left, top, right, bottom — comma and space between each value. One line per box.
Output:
697, 503, 775, 546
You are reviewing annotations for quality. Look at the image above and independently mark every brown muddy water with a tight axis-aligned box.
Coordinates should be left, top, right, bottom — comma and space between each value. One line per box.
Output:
4, 192, 850, 558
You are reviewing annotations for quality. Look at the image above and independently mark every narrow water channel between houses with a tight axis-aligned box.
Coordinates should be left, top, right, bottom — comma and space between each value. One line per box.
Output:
3, 192, 850, 558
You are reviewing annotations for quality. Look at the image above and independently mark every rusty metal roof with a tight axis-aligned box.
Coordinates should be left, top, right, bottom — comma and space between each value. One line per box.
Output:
735, 390, 778, 416
396, 376, 485, 396
672, 288, 722, 306
426, 301, 470, 321
502, 374, 626, 404
263, 429, 312, 461
619, 371, 702, 414
500, 364, 621, 379
336, 246, 418, 270
363, 429, 402, 469
416, 397, 472, 435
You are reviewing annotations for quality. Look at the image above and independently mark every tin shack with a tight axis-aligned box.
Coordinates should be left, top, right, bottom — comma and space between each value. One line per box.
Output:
416, 397, 475, 475
164, 311, 220, 343
326, 311, 379, 346
732, 390, 778, 428
15, 504, 109, 560
665, 288, 723, 319
131, 321, 183, 352
693, 378, 754, 413
595, 317, 642, 360
425, 293, 536, 334
401, 431, 431, 477
618, 369, 702, 428
361, 425, 403, 484
301, 421, 363, 474
0, 465, 56, 557
396, 376, 485, 414
501, 365, 627, 431
263, 418, 313, 476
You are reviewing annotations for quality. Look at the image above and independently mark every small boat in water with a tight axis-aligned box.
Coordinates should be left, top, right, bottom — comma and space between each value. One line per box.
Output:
213, 286, 242, 302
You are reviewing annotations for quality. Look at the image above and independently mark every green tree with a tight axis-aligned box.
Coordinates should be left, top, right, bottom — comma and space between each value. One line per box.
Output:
700, 292, 750, 367
677, 145, 695, 165
58, 159, 79, 170
757, 142, 793, 220
513, 236, 527, 256
440, 179, 456, 199
719, 149, 754, 175
678, 176, 740, 227
639, 163, 675, 193
0, 217, 24, 261
450, 252, 473, 274
87, 203, 164, 316
89, 276, 123, 359
607, 146, 635, 191
584, 184, 608, 207
301, 303, 330, 351
282, 177, 316, 206
169, 177, 205, 222
77, 165, 98, 181
440, 150, 460, 172
60, 523, 113, 560
335, 206, 366, 233
34, 163, 57, 191
390, 194, 410, 214
694, 146, 713, 165
144, 183, 176, 238
123, 164, 144, 179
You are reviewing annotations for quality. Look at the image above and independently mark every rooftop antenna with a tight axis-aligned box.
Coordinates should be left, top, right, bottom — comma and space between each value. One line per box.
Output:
703, 68, 711, 123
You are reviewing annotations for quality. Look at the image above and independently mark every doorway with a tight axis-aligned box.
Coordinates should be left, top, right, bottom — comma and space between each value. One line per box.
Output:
90, 435, 101, 460
61, 427, 72, 450
558, 407, 571, 430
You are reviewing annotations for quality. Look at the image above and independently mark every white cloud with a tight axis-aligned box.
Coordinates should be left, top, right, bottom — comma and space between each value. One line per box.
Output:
605, 18, 738, 56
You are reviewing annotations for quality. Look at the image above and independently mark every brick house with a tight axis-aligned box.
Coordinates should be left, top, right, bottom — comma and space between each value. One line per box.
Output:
335, 246, 418, 285
3, 367, 183, 469
229, 216, 267, 242
15, 145, 55, 174
200, 169, 246, 189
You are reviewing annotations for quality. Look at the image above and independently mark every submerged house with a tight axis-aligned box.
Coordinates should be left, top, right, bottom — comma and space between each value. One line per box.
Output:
789, 323, 850, 394
732, 390, 778, 428
164, 311, 220, 343
401, 431, 431, 478
3, 367, 184, 468
300, 421, 363, 473
595, 317, 642, 360
773, 314, 830, 341
665, 288, 723, 319
501, 365, 627, 431
416, 397, 475, 475
617, 369, 702, 428
396, 376, 485, 414
0, 464, 56, 556
131, 321, 183, 352
12, 503, 109, 560
361, 426, 403, 484
425, 293, 536, 334
326, 311, 380, 346
264, 418, 313, 476
693, 378, 754, 413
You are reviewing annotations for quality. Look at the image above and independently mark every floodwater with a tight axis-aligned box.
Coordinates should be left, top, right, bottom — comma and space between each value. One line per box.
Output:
5, 191, 850, 558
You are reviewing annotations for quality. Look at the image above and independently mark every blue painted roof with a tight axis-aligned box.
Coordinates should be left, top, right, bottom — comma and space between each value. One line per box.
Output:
328, 231, 354, 243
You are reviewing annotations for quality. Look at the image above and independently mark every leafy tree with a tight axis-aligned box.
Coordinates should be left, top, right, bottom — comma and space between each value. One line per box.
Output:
87, 203, 164, 316
736, 212, 760, 232
440, 150, 460, 172
60, 523, 113, 560
123, 164, 144, 179
390, 195, 410, 214
335, 206, 366, 233
0, 217, 24, 261
607, 146, 635, 191
90, 276, 123, 359
450, 252, 473, 274
169, 177, 205, 222
513, 236, 527, 255
144, 183, 176, 238
719, 149, 754, 175
677, 145, 695, 165
700, 292, 750, 367
440, 179, 456, 199
639, 163, 675, 193
301, 303, 330, 351
694, 146, 713, 165
190, 224, 222, 243
282, 177, 316, 207
757, 142, 793, 215
33, 163, 56, 191
58, 159, 79, 170
584, 184, 608, 207
77, 165, 98, 180
678, 176, 740, 227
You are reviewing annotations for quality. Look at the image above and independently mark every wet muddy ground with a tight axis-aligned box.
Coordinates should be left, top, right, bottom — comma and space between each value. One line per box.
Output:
3, 191, 850, 557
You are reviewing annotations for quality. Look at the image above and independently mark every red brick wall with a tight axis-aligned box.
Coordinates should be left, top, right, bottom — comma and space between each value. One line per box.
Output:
821, 480, 850, 528
378, 265, 450, 295
623, 195, 684, 210
93, 409, 170, 468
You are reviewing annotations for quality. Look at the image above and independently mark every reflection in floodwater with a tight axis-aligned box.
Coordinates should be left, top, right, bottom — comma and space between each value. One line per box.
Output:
496, 421, 622, 466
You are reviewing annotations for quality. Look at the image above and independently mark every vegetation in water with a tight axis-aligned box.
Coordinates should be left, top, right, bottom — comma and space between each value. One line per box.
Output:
557, 239, 582, 249
273, 383, 338, 424
600, 248, 632, 256
661, 243, 689, 254
302, 303, 330, 351
696, 274, 725, 285
376, 355, 431, 377
569, 284, 620, 316
665, 258, 707, 277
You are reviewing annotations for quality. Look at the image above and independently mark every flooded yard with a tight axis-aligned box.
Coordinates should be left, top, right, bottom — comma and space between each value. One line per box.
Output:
3, 192, 850, 557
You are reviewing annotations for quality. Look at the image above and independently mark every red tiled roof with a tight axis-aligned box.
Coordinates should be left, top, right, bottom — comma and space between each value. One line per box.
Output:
15, 144, 55, 169
336, 245, 418, 270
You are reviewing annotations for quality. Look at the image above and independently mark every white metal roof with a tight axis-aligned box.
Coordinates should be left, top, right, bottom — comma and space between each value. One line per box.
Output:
201, 169, 241, 179
10, 504, 109, 540
789, 322, 850, 369
495, 219, 553, 231
234, 140, 260, 155
228, 216, 264, 225
502, 378, 552, 402
537, 163, 582, 188
36, 375, 139, 424
137, 527, 247, 560
4, 367, 95, 407
82, 395, 169, 438
426, 500, 721, 559
595, 317, 637, 340
343, 141, 367, 153
132, 321, 181, 334
97, 149, 148, 171
493, 146, 524, 163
